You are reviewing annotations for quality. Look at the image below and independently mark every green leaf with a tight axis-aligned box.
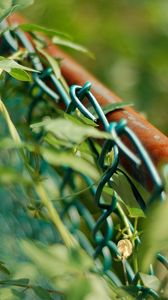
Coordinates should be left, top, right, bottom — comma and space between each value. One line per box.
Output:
0, 0, 34, 23
89, 102, 133, 118
117, 169, 147, 211
0, 56, 38, 80
52, 36, 94, 58
19, 23, 71, 39
0, 56, 37, 72
31, 118, 111, 144
139, 273, 160, 291
41, 147, 100, 181
111, 172, 143, 208
44, 133, 72, 149
102, 102, 133, 115
127, 207, 146, 218
37, 46, 61, 79
66, 110, 98, 127
9, 68, 31, 81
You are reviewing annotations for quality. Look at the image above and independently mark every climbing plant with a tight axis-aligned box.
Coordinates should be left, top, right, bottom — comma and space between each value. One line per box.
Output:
0, 1, 168, 299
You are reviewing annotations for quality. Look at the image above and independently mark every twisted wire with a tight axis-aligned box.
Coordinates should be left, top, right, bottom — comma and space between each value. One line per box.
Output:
0, 21, 167, 297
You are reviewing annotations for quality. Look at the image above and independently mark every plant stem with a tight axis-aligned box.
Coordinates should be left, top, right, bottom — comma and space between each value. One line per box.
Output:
36, 184, 77, 248
122, 258, 128, 285
116, 202, 132, 238
133, 251, 138, 274
117, 203, 140, 274
132, 218, 139, 273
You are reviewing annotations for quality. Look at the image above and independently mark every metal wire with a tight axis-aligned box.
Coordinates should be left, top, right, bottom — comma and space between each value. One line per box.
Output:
0, 20, 167, 297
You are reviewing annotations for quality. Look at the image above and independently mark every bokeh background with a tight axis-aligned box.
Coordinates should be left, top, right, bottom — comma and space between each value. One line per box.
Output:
23, 0, 168, 134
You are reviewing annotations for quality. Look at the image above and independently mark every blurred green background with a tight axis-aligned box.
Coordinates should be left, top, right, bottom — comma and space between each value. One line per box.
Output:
23, 0, 168, 134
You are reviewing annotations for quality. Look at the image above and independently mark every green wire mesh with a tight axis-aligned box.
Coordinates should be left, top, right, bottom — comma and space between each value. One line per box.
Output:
0, 20, 167, 299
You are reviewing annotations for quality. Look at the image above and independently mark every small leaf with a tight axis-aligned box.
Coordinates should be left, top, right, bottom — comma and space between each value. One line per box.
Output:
52, 36, 94, 58
127, 207, 146, 219
31, 118, 111, 144
19, 23, 70, 39
88, 102, 133, 118
0, 56, 38, 81
69, 109, 98, 127
111, 171, 146, 210
9, 68, 31, 81
102, 102, 133, 115
117, 239, 133, 259
37, 46, 61, 79
0, 56, 37, 72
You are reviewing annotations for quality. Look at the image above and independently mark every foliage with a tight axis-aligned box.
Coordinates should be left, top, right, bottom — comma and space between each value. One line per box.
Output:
0, 56, 37, 81
0, 2, 168, 300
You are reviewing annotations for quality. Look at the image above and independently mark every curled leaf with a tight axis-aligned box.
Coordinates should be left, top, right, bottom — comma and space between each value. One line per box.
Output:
117, 239, 133, 259
52, 36, 94, 58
